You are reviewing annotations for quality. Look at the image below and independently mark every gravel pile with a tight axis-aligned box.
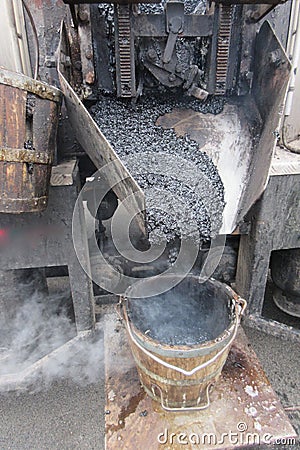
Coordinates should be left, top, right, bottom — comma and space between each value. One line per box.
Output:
91, 92, 225, 243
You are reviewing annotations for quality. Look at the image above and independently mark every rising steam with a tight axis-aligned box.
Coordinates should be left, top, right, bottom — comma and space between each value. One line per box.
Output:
0, 277, 119, 392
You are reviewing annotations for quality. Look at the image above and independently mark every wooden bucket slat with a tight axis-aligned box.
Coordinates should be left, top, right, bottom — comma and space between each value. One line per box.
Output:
5, 85, 27, 149
0, 70, 61, 213
129, 332, 232, 408
123, 276, 244, 410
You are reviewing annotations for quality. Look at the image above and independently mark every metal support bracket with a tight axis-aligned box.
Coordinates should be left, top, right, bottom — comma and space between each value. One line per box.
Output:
163, 1, 184, 64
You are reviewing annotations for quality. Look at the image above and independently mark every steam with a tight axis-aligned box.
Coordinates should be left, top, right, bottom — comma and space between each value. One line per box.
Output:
128, 277, 232, 346
0, 280, 108, 392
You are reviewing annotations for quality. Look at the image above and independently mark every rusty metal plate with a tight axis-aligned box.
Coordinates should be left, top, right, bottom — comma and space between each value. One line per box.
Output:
0, 147, 51, 165
0, 68, 61, 103
104, 307, 296, 449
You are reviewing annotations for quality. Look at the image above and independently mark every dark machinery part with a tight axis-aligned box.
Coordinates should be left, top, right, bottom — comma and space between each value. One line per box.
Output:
85, 182, 118, 252
114, 4, 136, 97
85, 186, 118, 221
97, 190, 119, 221
62, 0, 227, 98
271, 249, 300, 318
215, 4, 235, 95
63, 0, 289, 99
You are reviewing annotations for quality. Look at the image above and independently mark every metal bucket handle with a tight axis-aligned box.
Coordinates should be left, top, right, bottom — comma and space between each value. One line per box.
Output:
151, 382, 211, 412
118, 295, 247, 377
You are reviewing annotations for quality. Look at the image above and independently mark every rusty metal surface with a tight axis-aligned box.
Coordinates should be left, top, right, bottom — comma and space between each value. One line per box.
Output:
114, 4, 136, 98
0, 68, 62, 103
215, 4, 234, 95
77, 4, 95, 86
0, 196, 48, 213
0, 148, 51, 165
238, 21, 291, 227
104, 307, 296, 449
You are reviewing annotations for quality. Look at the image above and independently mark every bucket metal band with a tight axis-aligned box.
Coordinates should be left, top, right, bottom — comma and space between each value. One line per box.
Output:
0, 196, 48, 212
0, 148, 52, 165
0, 68, 62, 103
149, 383, 211, 412
132, 321, 235, 358
133, 354, 223, 386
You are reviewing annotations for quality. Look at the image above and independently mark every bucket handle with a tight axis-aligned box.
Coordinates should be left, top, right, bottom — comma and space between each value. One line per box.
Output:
152, 382, 211, 412
118, 296, 247, 377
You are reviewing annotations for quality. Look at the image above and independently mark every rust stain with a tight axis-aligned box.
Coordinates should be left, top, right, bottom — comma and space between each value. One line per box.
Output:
223, 343, 250, 373
107, 386, 146, 434
156, 108, 218, 150
85, 72, 95, 85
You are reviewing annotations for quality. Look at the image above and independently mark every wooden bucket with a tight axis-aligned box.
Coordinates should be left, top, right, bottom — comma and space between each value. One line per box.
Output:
121, 275, 246, 411
0, 68, 61, 213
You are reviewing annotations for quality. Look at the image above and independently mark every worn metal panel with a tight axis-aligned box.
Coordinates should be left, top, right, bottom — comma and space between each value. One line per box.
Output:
132, 14, 213, 38
236, 173, 300, 314
265, 0, 291, 49
236, 21, 291, 226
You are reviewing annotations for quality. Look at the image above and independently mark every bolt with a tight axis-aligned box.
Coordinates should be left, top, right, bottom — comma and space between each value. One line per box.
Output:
62, 56, 71, 68
121, 37, 129, 45
169, 73, 176, 82
85, 49, 93, 60
175, 64, 183, 74
269, 50, 283, 67
74, 61, 82, 71
78, 9, 89, 23
45, 55, 56, 68
85, 71, 95, 85
147, 48, 157, 61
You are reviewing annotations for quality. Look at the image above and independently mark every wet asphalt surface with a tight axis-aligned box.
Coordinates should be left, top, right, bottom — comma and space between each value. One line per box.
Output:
0, 380, 105, 450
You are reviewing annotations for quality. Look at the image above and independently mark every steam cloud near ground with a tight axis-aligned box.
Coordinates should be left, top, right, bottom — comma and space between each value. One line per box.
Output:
0, 276, 120, 392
